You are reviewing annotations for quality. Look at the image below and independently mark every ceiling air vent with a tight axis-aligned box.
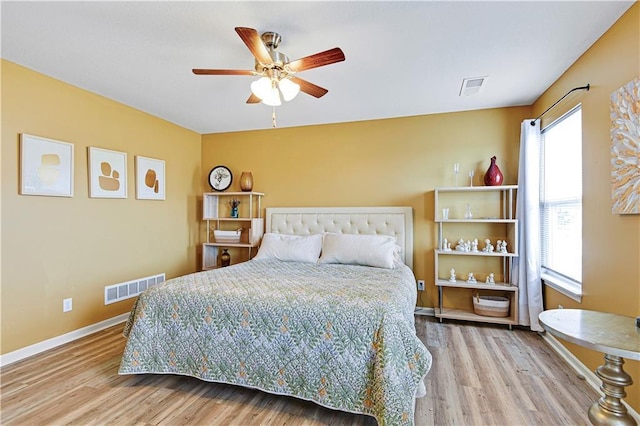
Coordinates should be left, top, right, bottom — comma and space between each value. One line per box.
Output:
459, 76, 488, 96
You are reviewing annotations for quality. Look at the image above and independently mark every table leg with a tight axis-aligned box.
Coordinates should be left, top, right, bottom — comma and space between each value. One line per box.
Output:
588, 354, 636, 426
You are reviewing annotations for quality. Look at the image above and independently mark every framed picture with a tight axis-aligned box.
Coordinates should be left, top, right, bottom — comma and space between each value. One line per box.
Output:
135, 156, 165, 200
610, 77, 639, 214
88, 147, 127, 198
20, 134, 74, 197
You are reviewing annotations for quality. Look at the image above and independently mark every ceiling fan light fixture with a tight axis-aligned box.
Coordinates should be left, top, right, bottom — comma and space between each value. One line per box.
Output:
250, 76, 272, 100
261, 83, 282, 106
251, 75, 296, 106
279, 78, 300, 101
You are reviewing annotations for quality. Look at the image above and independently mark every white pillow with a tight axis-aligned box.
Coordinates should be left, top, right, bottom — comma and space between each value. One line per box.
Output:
318, 233, 400, 269
254, 233, 323, 263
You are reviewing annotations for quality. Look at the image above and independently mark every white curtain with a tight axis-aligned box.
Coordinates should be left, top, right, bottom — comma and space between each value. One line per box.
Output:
512, 119, 544, 331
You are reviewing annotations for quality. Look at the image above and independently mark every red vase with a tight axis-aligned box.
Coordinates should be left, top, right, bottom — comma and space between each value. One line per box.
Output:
484, 156, 504, 186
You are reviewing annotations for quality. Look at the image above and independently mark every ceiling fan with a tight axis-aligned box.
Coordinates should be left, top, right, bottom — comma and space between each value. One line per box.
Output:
193, 27, 345, 107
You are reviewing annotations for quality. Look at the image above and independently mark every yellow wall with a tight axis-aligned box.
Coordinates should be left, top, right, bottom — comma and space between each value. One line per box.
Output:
533, 4, 640, 411
2, 2, 638, 413
202, 107, 531, 308
1, 60, 202, 354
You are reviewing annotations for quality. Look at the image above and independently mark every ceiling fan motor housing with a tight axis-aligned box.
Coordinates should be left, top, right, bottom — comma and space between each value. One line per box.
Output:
261, 32, 281, 49
255, 32, 289, 72
255, 51, 288, 72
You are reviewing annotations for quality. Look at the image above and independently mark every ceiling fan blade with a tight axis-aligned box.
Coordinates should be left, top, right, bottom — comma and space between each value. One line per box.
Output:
289, 76, 329, 98
192, 69, 255, 76
246, 93, 261, 104
235, 27, 273, 64
287, 48, 345, 73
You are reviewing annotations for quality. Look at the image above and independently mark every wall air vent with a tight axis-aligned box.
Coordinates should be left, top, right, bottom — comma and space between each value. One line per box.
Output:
459, 76, 488, 96
104, 273, 165, 305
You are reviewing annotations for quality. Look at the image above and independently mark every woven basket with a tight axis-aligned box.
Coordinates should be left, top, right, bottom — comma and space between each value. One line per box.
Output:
473, 292, 509, 317
213, 229, 241, 244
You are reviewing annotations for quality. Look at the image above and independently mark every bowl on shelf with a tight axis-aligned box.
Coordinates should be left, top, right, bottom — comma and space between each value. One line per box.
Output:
213, 229, 241, 244
473, 292, 509, 317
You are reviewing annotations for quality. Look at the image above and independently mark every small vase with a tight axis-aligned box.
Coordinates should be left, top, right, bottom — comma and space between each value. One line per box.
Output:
220, 249, 231, 267
231, 206, 239, 218
484, 156, 504, 186
239, 172, 253, 192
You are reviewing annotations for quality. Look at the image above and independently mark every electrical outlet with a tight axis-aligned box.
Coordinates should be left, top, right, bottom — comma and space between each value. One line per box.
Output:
417, 280, 425, 291
63, 298, 72, 312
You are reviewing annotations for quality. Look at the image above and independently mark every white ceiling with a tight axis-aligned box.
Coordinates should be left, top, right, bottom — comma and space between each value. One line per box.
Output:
1, 1, 634, 134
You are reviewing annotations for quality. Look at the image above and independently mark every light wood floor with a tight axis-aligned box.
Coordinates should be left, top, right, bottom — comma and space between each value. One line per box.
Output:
1, 316, 599, 425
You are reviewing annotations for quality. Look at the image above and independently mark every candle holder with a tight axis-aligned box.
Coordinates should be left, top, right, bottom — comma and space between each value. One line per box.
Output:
454, 162, 459, 187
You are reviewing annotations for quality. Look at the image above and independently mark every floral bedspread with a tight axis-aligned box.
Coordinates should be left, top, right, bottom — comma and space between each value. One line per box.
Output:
119, 259, 431, 425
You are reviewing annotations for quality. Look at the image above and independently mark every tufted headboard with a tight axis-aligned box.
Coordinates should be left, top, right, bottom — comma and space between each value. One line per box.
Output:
265, 207, 414, 269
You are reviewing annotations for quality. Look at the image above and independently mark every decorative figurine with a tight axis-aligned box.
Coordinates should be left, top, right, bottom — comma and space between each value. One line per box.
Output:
485, 273, 495, 284
449, 268, 457, 282
457, 239, 473, 252
467, 272, 477, 283
469, 170, 475, 187
482, 238, 494, 253
443, 238, 452, 251
499, 240, 508, 253
471, 238, 479, 252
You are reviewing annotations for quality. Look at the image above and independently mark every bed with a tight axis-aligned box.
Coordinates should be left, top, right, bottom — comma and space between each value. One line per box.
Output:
119, 207, 432, 425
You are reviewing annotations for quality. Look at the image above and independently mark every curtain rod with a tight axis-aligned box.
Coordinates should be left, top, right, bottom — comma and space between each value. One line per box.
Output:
530, 83, 590, 126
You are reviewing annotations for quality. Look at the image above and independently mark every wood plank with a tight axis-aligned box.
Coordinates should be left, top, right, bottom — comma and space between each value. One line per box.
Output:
1, 316, 598, 425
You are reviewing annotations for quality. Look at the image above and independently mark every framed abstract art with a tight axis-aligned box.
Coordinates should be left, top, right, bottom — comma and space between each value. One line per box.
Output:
610, 77, 639, 215
135, 156, 165, 200
20, 134, 74, 197
89, 147, 127, 199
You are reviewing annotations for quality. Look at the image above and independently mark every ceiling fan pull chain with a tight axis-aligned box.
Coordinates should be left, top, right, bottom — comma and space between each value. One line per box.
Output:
272, 106, 277, 128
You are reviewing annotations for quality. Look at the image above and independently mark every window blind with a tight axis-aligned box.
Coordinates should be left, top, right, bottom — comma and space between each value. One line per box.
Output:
540, 106, 583, 285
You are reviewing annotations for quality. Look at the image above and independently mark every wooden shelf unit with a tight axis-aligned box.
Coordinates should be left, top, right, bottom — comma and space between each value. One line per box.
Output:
434, 185, 519, 329
202, 191, 264, 270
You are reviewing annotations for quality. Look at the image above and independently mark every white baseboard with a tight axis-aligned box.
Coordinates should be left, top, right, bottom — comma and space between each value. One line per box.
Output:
540, 331, 640, 422
414, 307, 436, 316
0, 313, 129, 368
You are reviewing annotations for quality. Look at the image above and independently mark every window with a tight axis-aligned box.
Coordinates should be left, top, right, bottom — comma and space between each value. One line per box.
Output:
539, 106, 582, 301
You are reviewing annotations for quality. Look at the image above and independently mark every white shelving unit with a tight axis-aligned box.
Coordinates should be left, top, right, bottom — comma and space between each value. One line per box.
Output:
434, 185, 519, 328
202, 191, 264, 270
